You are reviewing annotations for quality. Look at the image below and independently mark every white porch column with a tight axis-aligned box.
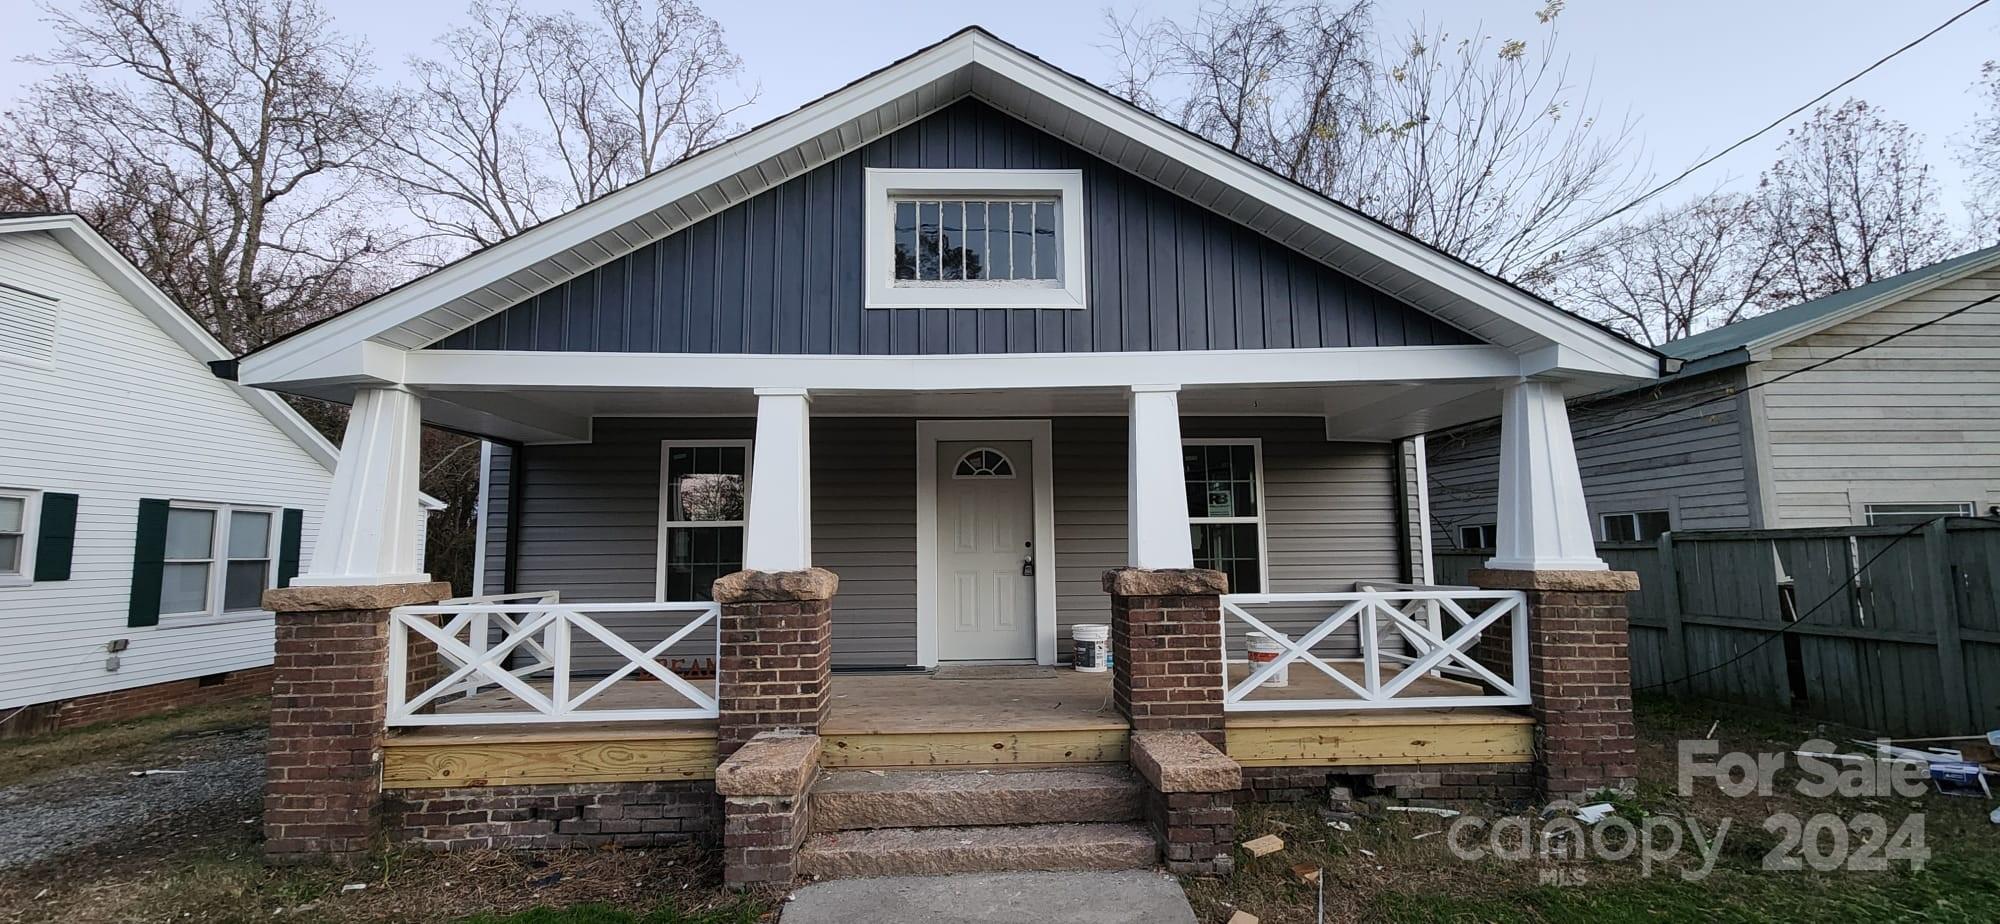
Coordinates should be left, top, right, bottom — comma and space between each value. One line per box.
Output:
1128, 384, 1194, 569
743, 388, 812, 572
295, 385, 429, 586
1487, 380, 1606, 571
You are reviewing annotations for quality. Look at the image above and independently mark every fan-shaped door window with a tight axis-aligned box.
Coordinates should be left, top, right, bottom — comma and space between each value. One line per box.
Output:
952, 448, 1016, 479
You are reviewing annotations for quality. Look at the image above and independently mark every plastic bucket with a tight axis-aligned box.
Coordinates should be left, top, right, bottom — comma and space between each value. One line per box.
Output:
1246, 632, 1288, 687
1072, 624, 1110, 672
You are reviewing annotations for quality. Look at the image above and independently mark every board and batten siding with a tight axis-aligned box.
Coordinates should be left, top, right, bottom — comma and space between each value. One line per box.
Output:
0, 229, 333, 710
434, 100, 1476, 357
1753, 267, 2000, 526
1425, 367, 1757, 549
484, 416, 1404, 666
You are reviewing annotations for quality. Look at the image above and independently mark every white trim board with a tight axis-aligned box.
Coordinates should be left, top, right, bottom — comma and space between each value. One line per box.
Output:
863, 168, 1087, 310
915, 419, 1057, 667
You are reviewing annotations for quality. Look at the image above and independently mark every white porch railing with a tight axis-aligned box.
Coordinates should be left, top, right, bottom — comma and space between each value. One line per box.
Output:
387, 592, 721, 726
1219, 586, 1529, 712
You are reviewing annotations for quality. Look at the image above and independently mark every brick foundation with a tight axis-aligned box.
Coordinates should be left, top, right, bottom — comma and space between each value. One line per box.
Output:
1472, 569, 1641, 799
712, 569, 836, 757
386, 781, 719, 850
716, 732, 822, 889
261, 582, 452, 863
1239, 763, 1534, 805
1104, 568, 1228, 746
1150, 789, 1236, 875
4, 666, 276, 738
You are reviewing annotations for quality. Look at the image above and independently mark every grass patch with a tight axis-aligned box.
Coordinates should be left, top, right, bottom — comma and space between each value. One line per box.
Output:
0, 696, 269, 787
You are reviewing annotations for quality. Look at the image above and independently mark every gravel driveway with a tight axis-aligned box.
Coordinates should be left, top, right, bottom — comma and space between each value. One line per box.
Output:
0, 727, 266, 871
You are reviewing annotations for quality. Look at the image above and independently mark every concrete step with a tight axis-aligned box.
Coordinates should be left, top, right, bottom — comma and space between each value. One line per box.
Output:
799, 822, 1159, 879
812, 766, 1144, 831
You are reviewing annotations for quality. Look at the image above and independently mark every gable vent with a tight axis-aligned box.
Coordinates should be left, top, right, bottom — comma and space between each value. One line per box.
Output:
0, 283, 59, 365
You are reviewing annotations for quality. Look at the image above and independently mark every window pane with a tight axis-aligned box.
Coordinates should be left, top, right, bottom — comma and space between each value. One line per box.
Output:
224, 560, 268, 611
941, 201, 963, 281
1183, 444, 1257, 519
1601, 515, 1637, 542
228, 511, 272, 559
893, 201, 917, 281
1191, 523, 1260, 593
917, 201, 941, 281
1033, 201, 1058, 280
0, 534, 19, 573
962, 201, 987, 280
1011, 202, 1035, 281
1635, 511, 1672, 540
165, 508, 216, 559
668, 446, 748, 522
664, 525, 745, 602
161, 562, 211, 614
0, 497, 22, 533
987, 203, 1012, 279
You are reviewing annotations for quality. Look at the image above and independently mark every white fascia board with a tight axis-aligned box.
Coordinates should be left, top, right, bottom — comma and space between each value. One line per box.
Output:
239, 36, 983, 382
404, 344, 1526, 391
244, 340, 408, 389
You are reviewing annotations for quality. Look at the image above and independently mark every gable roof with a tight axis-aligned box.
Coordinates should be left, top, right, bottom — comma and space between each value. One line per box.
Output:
0, 213, 444, 509
1663, 242, 2000, 364
239, 26, 1660, 387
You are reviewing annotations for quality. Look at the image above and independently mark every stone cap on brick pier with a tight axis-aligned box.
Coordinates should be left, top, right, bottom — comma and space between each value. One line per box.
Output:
711, 568, 840, 603
1100, 567, 1229, 597
716, 731, 823, 796
262, 581, 454, 613
1467, 569, 1639, 593
1130, 731, 1242, 793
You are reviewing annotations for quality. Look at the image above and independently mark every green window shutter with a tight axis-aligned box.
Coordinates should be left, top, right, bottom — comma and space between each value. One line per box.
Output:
32, 492, 78, 582
276, 508, 304, 588
128, 498, 169, 627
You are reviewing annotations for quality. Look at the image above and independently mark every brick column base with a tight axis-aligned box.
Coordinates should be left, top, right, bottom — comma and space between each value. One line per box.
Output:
1104, 568, 1228, 747
1470, 569, 1641, 800
261, 582, 452, 864
716, 731, 822, 889
1132, 731, 1242, 875
712, 569, 837, 758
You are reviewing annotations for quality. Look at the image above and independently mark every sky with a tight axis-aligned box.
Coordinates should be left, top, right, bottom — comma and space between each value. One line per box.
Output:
2, 0, 1997, 220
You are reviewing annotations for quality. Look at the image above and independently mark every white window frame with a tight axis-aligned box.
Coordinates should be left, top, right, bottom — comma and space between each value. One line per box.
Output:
160, 501, 281, 625
0, 488, 41, 587
1183, 438, 1271, 594
1863, 501, 1975, 526
655, 439, 754, 601
1597, 509, 1673, 543
863, 168, 1087, 311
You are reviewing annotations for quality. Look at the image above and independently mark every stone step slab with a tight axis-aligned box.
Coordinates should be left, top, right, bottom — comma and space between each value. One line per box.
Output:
810, 766, 1144, 831
799, 822, 1159, 879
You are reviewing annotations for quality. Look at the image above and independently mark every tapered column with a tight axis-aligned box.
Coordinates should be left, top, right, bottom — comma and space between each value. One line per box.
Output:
296, 386, 428, 586
743, 389, 812, 573
1127, 385, 1193, 569
1487, 380, 1605, 572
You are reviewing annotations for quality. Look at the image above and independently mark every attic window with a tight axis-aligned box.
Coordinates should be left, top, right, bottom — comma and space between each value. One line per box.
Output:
0, 282, 59, 366
864, 168, 1086, 311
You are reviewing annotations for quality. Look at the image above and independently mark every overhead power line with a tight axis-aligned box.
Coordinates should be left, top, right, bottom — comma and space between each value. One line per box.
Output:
1525, 0, 1996, 264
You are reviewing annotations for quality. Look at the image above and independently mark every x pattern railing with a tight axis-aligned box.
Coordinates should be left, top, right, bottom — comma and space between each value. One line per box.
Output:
387, 593, 721, 726
1219, 586, 1530, 711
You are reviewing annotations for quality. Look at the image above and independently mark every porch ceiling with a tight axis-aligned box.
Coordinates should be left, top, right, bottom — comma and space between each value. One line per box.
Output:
411, 380, 1506, 445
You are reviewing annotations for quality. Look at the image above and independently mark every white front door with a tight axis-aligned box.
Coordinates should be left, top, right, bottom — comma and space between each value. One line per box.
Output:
935, 440, 1037, 661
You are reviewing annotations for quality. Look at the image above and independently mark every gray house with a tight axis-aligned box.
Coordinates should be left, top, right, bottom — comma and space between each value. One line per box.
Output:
1428, 244, 2000, 552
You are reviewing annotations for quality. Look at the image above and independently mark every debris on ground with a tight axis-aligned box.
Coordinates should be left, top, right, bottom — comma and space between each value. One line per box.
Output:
126, 769, 189, 777
1324, 819, 1352, 832
341, 883, 366, 893
1224, 912, 1259, 924
1239, 834, 1284, 858
1572, 803, 1616, 824
1289, 863, 1321, 885
1384, 806, 1460, 818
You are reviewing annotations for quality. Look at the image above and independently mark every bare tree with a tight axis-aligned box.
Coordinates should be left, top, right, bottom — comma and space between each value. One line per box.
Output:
1957, 60, 2000, 243
0, 0, 398, 350
1549, 193, 1780, 346
1751, 98, 1956, 304
377, 0, 753, 251
1104, 0, 1645, 280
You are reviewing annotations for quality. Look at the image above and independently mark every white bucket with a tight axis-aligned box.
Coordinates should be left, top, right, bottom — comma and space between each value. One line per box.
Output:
1246, 632, 1288, 687
1072, 624, 1110, 672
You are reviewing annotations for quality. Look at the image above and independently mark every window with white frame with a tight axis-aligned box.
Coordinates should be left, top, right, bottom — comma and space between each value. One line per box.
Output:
160, 503, 278, 618
1458, 524, 1496, 549
1599, 509, 1672, 542
658, 441, 751, 602
864, 168, 1087, 310
1183, 440, 1266, 594
0, 489, 37, 584
1863, 501, 1975, 526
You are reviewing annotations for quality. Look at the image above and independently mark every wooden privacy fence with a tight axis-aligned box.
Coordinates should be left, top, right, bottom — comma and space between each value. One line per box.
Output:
1438, 520, 2000, 737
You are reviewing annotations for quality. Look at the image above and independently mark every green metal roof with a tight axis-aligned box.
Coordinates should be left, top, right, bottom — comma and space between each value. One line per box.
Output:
1660, 242, 2000, 362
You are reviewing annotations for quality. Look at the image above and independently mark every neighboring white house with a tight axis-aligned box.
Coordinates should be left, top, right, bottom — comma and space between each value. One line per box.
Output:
0, 212, 441, 727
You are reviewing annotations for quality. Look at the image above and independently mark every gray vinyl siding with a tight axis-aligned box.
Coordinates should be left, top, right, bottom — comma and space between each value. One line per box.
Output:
477, 442, 513, 594
1756, 266, 2000, 526
485, 416, 1403, 665
434, 100, 1476, 356
1425, 367, 1757, 549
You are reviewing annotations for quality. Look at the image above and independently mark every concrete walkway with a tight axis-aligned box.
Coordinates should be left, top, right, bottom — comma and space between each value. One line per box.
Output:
780, 870, 1198, 924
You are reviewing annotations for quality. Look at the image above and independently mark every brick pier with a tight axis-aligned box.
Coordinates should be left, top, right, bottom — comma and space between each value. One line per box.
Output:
711, 568, 837, 758
1103, 567, 1228, 747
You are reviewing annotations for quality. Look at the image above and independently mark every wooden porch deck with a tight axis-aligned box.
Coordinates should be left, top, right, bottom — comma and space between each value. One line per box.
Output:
381, 667, 1532, 789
